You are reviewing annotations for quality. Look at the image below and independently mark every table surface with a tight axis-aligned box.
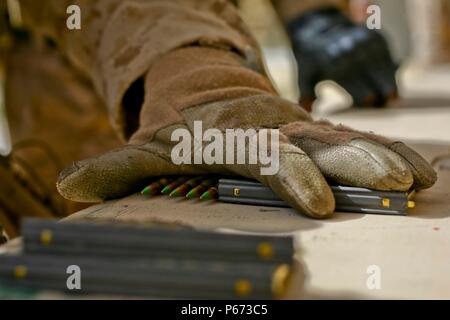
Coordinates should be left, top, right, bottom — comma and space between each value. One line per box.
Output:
56, 142, 450, 300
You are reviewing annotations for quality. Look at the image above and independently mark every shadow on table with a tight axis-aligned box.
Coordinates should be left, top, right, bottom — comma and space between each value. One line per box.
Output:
70, 194, 366, 235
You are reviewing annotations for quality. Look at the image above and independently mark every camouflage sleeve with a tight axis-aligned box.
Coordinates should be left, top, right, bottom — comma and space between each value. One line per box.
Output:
17, 0, 260, 140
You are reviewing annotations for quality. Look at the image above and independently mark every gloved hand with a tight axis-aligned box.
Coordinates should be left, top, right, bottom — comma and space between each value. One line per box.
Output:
57, 47, 436, 219
287, 7, 399, 111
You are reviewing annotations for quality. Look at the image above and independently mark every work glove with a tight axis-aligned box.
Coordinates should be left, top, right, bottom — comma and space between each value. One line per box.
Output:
57, 47, 436, 219
287, 7, 399, 111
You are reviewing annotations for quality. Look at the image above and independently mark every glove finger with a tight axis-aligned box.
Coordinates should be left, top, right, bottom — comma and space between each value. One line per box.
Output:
57, 144, 205, 202
222, 132, 335, 219
281, 121, 414, 191
333, 125, 437, 190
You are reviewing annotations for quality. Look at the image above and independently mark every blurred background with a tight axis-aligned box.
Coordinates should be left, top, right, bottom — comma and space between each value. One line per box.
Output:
1, 0, 450, 152
1, 0, 450, 155
238, 0, 450, 142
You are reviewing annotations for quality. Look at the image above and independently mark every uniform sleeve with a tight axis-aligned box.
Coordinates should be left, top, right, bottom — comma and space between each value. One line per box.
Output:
17, 0, 261, 140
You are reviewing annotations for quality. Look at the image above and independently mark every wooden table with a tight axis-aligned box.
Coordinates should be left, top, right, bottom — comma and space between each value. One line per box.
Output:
62, 142, 450, 299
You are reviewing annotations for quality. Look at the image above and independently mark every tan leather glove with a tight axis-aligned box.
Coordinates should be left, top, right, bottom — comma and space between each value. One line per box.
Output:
57, 47, 436, 219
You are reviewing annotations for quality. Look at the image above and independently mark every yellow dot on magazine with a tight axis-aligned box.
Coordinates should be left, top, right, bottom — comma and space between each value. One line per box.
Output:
235, 280, 252, 297
258, 242, 274, 260
14, 265, 28, 279
40, 230, 53, 246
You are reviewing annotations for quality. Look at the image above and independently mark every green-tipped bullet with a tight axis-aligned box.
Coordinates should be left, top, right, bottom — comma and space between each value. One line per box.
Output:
141, 185, 157, 196
161, 176, 190, 195
186, 179, 218, 199
141, 178, 173, 196
170, 177, 205, 197
200, 187, 219, 201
